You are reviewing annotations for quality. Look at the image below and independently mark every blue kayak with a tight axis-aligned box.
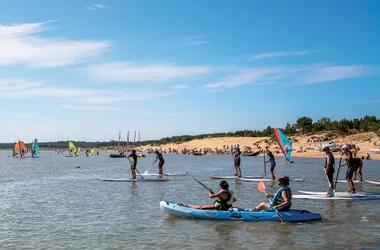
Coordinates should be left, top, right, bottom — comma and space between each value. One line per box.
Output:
160, 201, 322, 222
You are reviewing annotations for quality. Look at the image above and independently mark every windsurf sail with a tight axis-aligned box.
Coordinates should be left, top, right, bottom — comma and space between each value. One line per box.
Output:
69, 141, 76, 156
272, 128, 292, 162
17, 141, 29, 157
13, 142, 20, 157
32, 139, 39, 157
75, 147, 81, 156
87, 148, 95, 157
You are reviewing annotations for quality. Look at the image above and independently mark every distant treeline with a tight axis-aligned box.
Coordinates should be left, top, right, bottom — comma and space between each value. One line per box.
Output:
1, 116, 378, 149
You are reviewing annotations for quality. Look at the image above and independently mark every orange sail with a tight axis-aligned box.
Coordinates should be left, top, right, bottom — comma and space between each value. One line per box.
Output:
13, 142, 20, 157
19, 141, 29, 156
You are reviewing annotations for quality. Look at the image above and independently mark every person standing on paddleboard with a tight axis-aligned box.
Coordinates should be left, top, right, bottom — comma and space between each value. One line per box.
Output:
339, 145, 357, 194
188, 180, 236, 210
127, 149, 138, 179
252, 176, 292, 212
234, 147, 242, 177
265, 151, 276, 180
153, 150, 165, 175
323, 146, 335, 197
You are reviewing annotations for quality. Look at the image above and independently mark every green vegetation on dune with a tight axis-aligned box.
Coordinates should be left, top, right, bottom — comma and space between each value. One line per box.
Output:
1, 116, 379, 149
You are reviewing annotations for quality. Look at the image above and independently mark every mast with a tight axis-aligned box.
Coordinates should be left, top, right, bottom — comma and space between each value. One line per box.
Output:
118, 131, 121, 152
127, 130, 130, 148
134, 131, 136, 147
138, 131, 141, 147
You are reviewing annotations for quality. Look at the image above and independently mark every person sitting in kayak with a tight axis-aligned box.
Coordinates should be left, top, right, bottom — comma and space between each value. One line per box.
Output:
252, 176, 292, 212
188, 180, 236, 210
127, 149, 137, 179
153, 150, 165, 175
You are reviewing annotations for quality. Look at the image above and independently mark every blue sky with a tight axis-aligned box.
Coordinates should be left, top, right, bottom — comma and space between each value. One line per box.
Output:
0, 0, 379, 142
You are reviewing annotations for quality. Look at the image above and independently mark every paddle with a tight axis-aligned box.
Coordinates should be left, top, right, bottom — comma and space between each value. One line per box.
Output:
334, 154, 343, 191
127, 157, 144, 179
263, 149, 267, 177
192, 175, 215, 194
257, 181, 286, 224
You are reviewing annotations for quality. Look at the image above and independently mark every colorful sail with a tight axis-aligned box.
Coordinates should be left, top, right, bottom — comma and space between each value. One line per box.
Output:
87, 148, 95, 157
69, 141, 76, 156
272, 128, 292, 162
32, 139, 39, 157
13, 142, 20, 157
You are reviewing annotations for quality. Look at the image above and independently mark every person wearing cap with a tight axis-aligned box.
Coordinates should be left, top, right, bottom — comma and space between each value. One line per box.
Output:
188, 180, 236, 210
127, 149, 138, 179
234, 147, 242, 177
339, 145, 356, 193
323, 146, 335, 197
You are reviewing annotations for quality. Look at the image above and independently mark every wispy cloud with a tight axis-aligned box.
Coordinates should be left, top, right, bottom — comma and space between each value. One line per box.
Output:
39, 117, 55, 121
203, 64, 380, 90
299, 65, 380, 84
0, 21, 110, 68
171, 84, 189, 89
60, 105, 123, 111
85, 62, 212, 83
87, 3, 106, 10
0, 78, 179, 105
180, 36, 209, 46
249, 50, 321, 60
16, 114, 35, 117
132, 110, 183, 117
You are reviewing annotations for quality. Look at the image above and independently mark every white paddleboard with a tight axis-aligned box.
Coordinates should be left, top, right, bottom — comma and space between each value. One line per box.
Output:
293, 194, 380, 200
98, 178, 168, 182
210, 175, 263, 179
239, 178, 305, 182
365, 180, 380, 186
295, 190, 380, 200
336, 180, 363, 183
141, 172, 188, 177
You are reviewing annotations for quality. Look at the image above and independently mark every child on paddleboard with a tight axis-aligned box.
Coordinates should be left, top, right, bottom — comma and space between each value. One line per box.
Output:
127, 149, 138, 179
153, 150, 165, 175
265, 151, 276, 180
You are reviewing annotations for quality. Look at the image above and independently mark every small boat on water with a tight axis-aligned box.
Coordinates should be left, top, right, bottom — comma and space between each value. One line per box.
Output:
369, 149, 380, 154
242, 151, 260, 156
160, 201, 322, 222
193, 152, 203, 156
109, 153, 126, 158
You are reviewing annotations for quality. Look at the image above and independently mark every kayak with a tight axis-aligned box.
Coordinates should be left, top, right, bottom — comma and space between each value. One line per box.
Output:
141, 172, 188, 177
241, 152, 260, 156
160, 201, 322, 222
293, 190, 380, 200
109, 154, 126, 158
98, 178, 168, 182
239, 178, 305, 182
210, 175, 263, 179
365, 180, 380, 186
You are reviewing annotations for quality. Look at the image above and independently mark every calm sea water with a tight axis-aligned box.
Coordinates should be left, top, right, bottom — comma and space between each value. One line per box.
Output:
1, 151, 379, 249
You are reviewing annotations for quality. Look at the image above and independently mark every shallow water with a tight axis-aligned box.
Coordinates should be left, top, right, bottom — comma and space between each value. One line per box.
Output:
1, 151, 380, 249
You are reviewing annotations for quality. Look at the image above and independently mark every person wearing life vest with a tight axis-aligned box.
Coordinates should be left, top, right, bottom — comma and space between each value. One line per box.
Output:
188, 180, 236, 211
252, 176, 292, 212
339, 145, 357, 194
323, 146, 335, 197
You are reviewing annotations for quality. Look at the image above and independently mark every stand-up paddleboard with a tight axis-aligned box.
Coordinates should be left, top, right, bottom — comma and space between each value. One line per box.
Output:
336, 180, 363, 183
365, 180, 380, 186
210, 175, 263, 179
239, 178, 305, 182
141, 172, 188, 177
293, 190, 380, 200
98, 178, 168, 182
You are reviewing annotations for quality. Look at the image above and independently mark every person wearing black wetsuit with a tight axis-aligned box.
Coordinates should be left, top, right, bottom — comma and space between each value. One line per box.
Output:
127, 149, 137, 179
153, 150, 165, 175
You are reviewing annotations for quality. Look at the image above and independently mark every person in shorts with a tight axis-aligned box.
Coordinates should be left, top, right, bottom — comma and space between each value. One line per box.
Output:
323, 146, 335, 197
265, 151, 276, 180
339, 145, 356, 194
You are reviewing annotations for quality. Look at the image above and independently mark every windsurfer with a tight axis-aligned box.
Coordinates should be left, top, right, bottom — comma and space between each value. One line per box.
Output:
234, 147, 242, 177
265, 151, 276, 180
153, 150, 165, 175
323, 146, 335, 197
127, 149, 138, 179
252, 176, 292, 212
188, 180, 236, 210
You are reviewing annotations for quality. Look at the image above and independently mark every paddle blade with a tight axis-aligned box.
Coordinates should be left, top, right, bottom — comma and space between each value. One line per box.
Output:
257, 181, 266, 193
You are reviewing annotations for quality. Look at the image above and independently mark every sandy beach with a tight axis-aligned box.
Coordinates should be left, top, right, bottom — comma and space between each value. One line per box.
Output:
151, 132, 380, 160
